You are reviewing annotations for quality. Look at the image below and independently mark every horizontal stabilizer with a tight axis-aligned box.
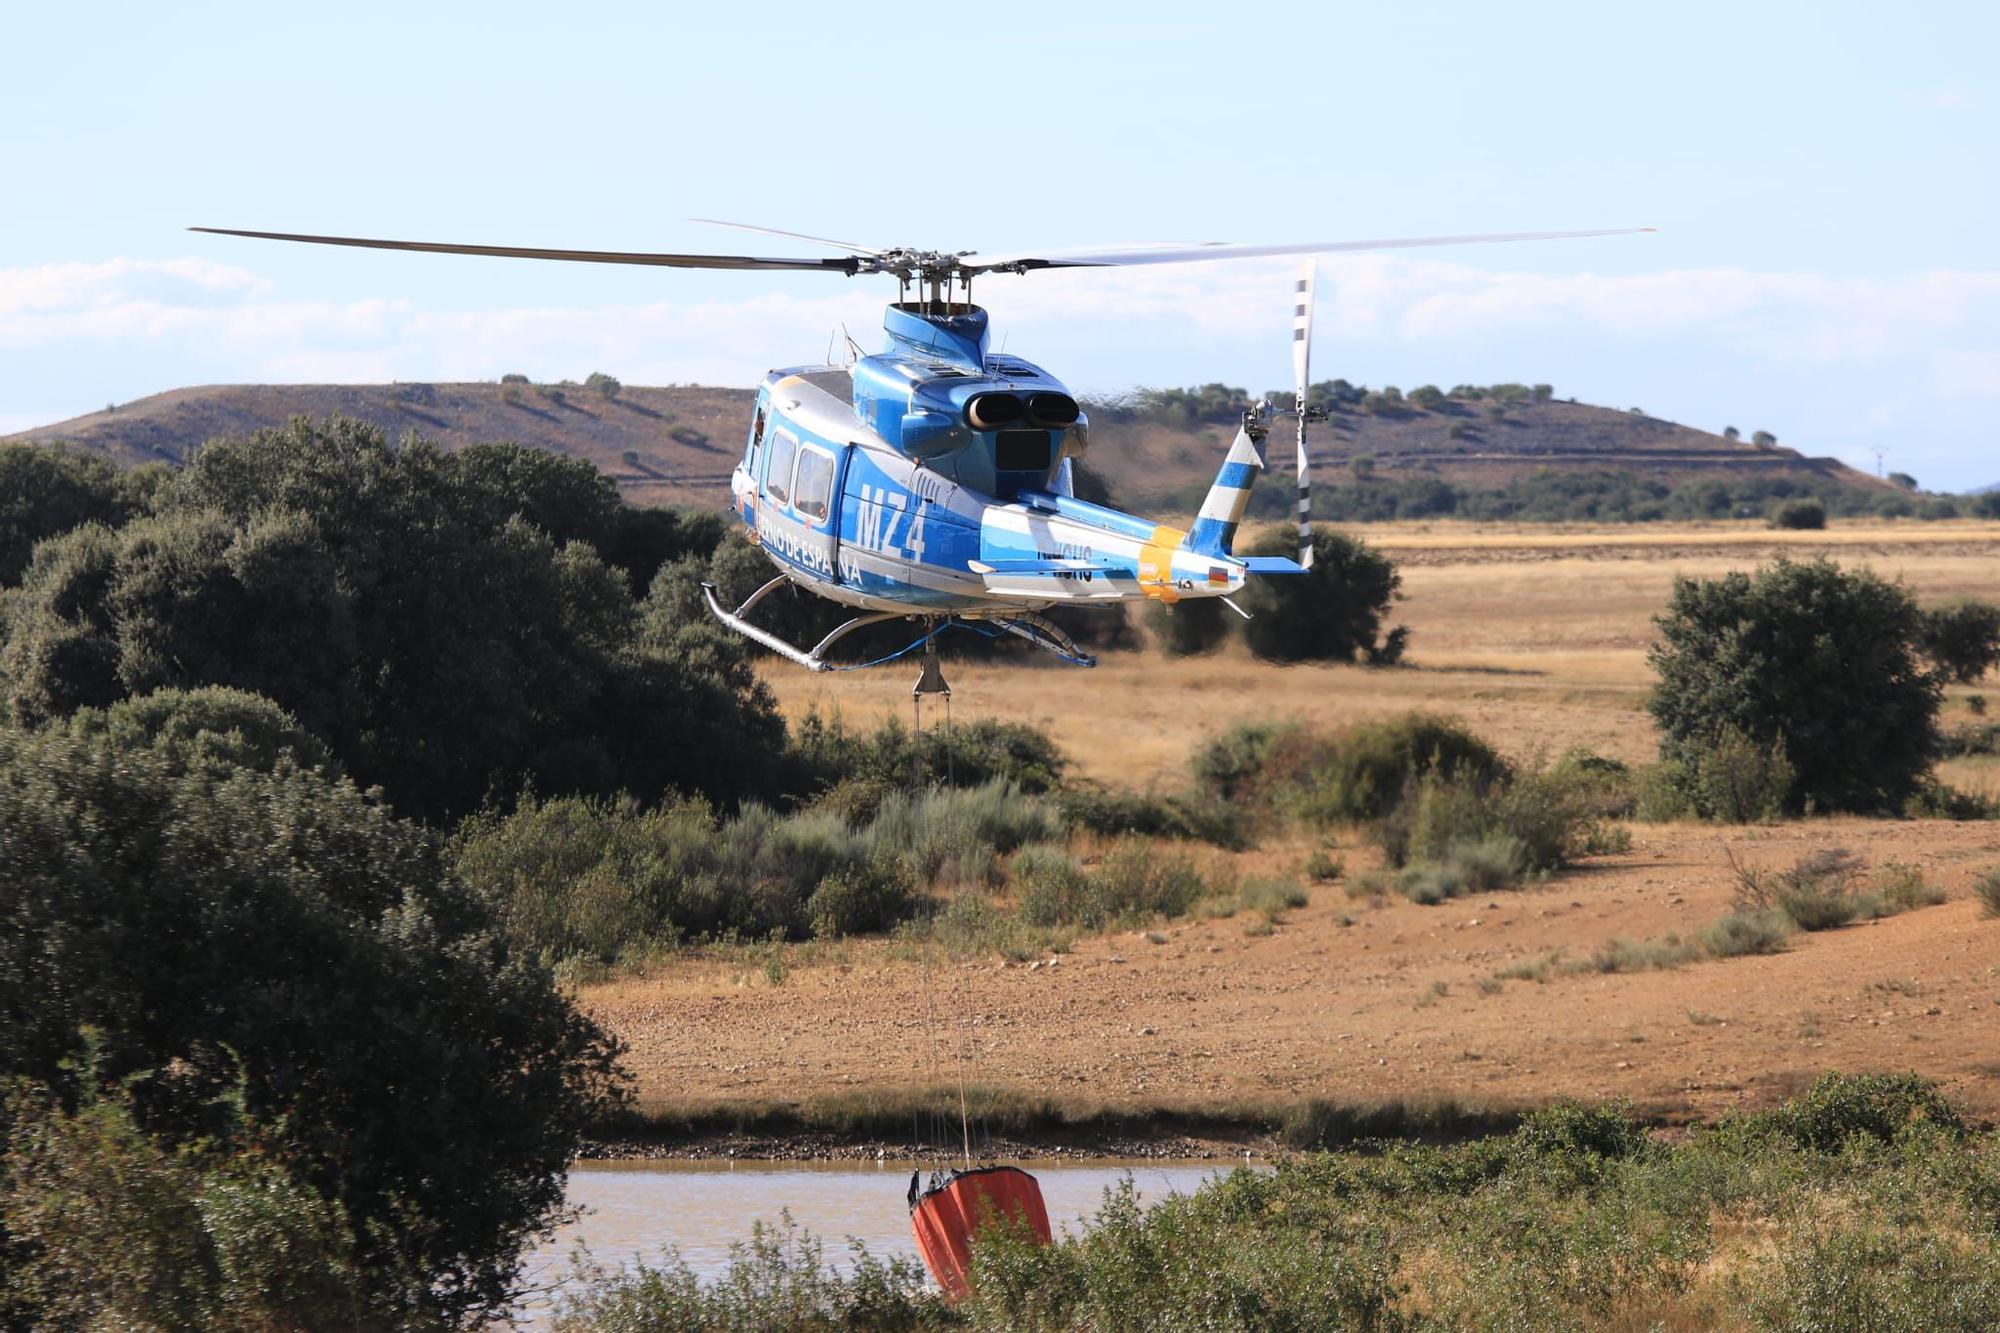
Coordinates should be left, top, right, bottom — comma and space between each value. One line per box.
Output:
969, 558, 1113, 575
1239, 556, 1307, 575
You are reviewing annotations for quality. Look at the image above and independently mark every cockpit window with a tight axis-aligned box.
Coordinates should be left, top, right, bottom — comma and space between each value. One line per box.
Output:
765, 431, 796, 506
794, 447, 834, 521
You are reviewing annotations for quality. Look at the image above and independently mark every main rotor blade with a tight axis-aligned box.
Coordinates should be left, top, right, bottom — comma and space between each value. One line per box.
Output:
965, 227, 1654, 273
687, 217, 884, 256
188, 228, 858, 273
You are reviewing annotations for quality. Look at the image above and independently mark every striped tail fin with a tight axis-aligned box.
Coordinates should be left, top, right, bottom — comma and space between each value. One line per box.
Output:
1180, 423, 1266, 558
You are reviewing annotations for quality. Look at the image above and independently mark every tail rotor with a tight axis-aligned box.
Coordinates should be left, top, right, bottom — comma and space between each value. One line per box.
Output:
1291, 262, 1322, 569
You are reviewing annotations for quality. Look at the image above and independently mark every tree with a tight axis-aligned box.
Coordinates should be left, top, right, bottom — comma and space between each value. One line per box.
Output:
1532, 384, 1554, 402
585, 371, 622, 398
1889, 471, 1919, 491
1237, 529, 1407, 664
1407, 384, 1445, 410
1647, 558, 1941, 813
1770, 499, 1826, 530
1752, 430, 1778, 447
1723, 426, 1741, 441
1919, 601, 2000, 684
0, 442, 136, 585
0, 714, 623, 1325
0, 419, 787, 822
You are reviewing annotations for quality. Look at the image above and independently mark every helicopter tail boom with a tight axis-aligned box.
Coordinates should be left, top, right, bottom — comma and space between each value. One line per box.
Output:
1180, 420, 1269, 560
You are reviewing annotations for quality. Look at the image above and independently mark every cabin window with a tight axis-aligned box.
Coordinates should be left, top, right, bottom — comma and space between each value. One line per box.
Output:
794, 447, 835, 521
746, 405, 767, 471
765, 431, 797, 506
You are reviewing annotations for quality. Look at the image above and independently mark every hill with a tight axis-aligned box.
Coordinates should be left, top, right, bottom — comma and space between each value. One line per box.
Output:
4, 378, 1891, 514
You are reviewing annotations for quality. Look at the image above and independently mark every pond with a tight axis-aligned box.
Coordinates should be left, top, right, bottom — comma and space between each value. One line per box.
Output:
515, 1157, 1254, 1324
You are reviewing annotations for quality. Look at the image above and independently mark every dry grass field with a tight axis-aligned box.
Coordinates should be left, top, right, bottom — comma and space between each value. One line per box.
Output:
588, 521, 2000, 1132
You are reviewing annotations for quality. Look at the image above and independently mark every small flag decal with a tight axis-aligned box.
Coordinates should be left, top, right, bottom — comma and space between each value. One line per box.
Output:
1208, 566, 1229, 585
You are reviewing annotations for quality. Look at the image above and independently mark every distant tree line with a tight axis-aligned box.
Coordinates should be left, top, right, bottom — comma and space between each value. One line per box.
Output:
1144, 466, 2000, 526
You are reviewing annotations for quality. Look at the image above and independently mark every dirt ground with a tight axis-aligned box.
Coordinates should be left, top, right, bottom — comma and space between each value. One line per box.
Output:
586, 521, 2000, 1131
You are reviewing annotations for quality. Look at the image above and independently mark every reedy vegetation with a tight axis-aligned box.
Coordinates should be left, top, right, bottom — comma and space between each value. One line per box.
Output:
553, 1074, 2000, 1331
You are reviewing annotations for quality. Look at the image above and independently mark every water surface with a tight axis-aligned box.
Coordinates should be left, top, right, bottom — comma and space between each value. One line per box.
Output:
517, 1157, 1251, 1323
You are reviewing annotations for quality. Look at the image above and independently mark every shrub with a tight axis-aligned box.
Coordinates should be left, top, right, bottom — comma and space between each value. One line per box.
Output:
1702, 909, 1794, 957
2, 1081, 371, 1331
1091, 841, 1214, 922
1661, 727, 1796, 823
1237, 528, 1408, 664
806, 864, 912, 938
1379, 761, 1625, 878
1196, 713, 1502, 826
1146, 597, 1231, 656
1770, 499, 1826, 529
0, 723, 620, 1326
585, 370, 622, 398
1751, 1072, 1965, 1152
1975, 866, 2000, 919
1648, 559, 1942, 813
1395, 836, 1529, 903
1055, 782, 1243, 849
793, 711, 1068, 796
1511, 1100, 1650, 1169
1920, 601, 2000, 683
1732, 848, 1873, 931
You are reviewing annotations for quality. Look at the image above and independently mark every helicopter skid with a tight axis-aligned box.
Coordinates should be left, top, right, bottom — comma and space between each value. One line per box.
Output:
700, 580, 1095, 671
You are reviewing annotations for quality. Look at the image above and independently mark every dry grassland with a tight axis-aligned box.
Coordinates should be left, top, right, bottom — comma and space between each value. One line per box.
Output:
588, 522, 2000, 1131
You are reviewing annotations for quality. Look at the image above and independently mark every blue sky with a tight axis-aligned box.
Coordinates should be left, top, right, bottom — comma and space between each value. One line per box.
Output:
5, 1, 1996, 488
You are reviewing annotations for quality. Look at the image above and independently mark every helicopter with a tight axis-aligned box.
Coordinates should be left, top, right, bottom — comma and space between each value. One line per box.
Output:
193, 221, 1650, 673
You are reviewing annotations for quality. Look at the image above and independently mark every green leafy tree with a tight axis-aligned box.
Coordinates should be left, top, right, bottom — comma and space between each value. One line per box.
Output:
1723, 426, 1741, 441
1919, 601, 2000, 684
1, 418, 785, 821
1771, 499, 1827, 530
0, 443, 136, 585
1237, 529, 1407, 664
0, 714, 623, 1325
584, 371, 622, 398
1752, 429, 1778, 447
1647, 558, 1941, 813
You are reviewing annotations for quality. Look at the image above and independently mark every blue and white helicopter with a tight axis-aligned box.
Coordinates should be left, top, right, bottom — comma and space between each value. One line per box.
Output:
195, 221, 1647, 673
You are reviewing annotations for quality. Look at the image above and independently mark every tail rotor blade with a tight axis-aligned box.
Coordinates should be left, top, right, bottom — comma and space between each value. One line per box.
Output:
1293, 262, 1316, 570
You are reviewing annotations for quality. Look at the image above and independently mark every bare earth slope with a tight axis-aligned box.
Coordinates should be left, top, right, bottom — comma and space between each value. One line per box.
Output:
6, 382, 1886, 508
592, 522, 2000, 1130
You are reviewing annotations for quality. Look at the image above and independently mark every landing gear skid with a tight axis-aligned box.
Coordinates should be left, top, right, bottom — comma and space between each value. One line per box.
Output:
700, 579, 1098, 671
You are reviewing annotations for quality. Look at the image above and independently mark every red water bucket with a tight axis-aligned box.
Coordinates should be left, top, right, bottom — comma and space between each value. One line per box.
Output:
908, 1165, 1052, 1300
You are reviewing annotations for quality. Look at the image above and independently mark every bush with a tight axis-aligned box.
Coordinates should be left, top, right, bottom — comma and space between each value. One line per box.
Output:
1920, 601, 2000, 683
1651, 727, 1796, 823
0, 419, 788, 822
1702, 909, 1794, 957
793, 711, 1068, 796
1750, 1072, 1965, 1153
1974, 866, 2000, 919
1648, 559, 1942, 813
0, 722, 620, 1326
585, 370, 622, 398
2, 1080, 372, 1331
1055, 781, 1243, 849
1195, 713, 1502, 826
1237, 528, 1407, 664
1771, 499, 1826, 529
1146, 596, 1231, 656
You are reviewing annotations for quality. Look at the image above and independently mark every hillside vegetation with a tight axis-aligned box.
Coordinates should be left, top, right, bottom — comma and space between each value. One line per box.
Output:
6, 374, 1960, 524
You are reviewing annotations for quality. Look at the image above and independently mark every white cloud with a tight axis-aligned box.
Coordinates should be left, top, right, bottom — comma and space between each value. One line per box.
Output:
5, 252, 2000, 489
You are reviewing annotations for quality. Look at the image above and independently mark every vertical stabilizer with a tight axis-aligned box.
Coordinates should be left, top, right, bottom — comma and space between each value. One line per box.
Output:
1180, 421, 1267, 558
